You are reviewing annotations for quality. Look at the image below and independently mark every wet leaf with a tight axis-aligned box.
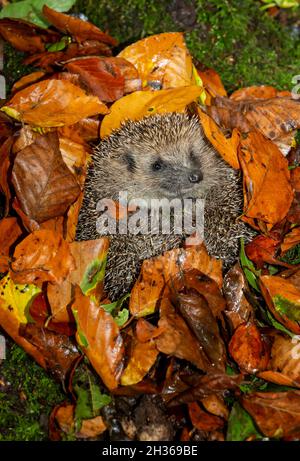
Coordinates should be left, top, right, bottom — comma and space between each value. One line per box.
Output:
281, 227, 300, 254
229, 322, 270, 374
245, 234, 284, 268
12, 132, 81, 223
72, 287, 124, 389
100, 86, 203, 138
223, 263, 255, 331
43, 5, 117, 45
12, 71, 46, 93
2, 79, 108, 128
10, 229, 75, 285
241, 391, 300, 439
118, 32, 194, 90
0, 17, 59, 52
240, 238, 261, 292
20, 323, 80, 381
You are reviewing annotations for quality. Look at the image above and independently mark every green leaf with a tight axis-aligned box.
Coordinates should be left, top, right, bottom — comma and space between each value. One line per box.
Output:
0, 0, 76, 28
265, 308, 295, 338
74, 383, 111, 430
226, 402, 263, 441
280, 243, 300, 265
101, 293, 130, 327
240, 238, 261, 292
80, 257, 107, 299
46, 36, 71, 52
273, 294, 300, 322
113, 308, 129, 327
72, 309, 89, 348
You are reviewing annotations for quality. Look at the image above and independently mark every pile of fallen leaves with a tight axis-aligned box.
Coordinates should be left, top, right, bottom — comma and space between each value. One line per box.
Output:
1, 5, 300, 441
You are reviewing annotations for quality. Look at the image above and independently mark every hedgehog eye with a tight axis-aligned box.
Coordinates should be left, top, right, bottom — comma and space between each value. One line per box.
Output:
152, 160, 164, 171
124, 153, 136, 172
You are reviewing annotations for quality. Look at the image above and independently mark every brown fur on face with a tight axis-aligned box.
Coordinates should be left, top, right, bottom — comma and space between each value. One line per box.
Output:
92, 113, 229, 202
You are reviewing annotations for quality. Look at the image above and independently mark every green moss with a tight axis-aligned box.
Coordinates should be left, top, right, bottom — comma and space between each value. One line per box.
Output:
0, 338, 64, 441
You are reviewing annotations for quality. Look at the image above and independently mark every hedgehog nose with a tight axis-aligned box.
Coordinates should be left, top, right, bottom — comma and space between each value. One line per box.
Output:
188, 172, 202, 183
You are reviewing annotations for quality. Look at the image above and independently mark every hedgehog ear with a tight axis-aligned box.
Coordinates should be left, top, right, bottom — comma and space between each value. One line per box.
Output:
122, 152, 137, 173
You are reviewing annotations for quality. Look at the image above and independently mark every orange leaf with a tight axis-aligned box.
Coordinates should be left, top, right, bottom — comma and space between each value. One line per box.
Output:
118, 32, 193, 90
100, 86, 202, 138
0, 217, 23, 272
72, 287, 124, 389
281, 227, 300, 254
188, 401, 224, 431
228, 322, 270, 374
197, 66, 227, 99
43, 5, 117, 46
3, 79, 108, 128
198, 109, 240, 169
10, 229, 75, 285
47, 238, 109, 323
239, 131, 293, 229
120, 337, 159, 386
230, 85, 290, 101
260, 275, 300, 334
12, 71, 46, 93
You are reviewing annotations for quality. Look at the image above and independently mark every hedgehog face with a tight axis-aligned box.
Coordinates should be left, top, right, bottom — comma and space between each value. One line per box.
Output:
93, 113, 229, 203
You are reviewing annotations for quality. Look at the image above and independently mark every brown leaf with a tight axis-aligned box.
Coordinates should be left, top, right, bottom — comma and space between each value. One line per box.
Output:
242, 391, 300, 439
10, 229, 75, 285
4, 79, 108, 128
77, 416, 107, 439
281, 227, 300, 254
0, 217, 23, 272
135, 318, 162, 343
20, 323, 80, 381
230, 85, 290, 101
0, 18, 59, 53
208, 96, 300, 142
23, 40, 113, 70
197, 66, 227, 100
223, 263, 255, 331
155, 299, 212, 371
0, 136, 13, 215
245, 234, 288, 268
229, 322, 270, 374
239, 131, 293, 230
72, 287, 124, 389
201, 394, 229, 420
43, 5, 117, 46
58, 118, 100, 143
258, 333, 300, 388
130, 244, 222, 317
12, 71, 46, 93
188, 401, 224, 431
12, 132, 80, 223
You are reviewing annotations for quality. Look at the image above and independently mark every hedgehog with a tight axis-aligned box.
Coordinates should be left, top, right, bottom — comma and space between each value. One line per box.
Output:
76, 113, 254, 300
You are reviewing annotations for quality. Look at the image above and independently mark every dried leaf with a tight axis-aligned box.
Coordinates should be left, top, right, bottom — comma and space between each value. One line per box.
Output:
198, 109, 240, 169
72, 287, 124, 389
0, 217, 23, 272
12, 132, 81, 223
2, 79, 108, 128
230, 85, 290, 101
228, 322, 270, 374
12, 71, 46, 93
239, 131, 293, 229
130, 244, 222, 317
242, 391, 300, 439
118, 32, 193, 90
188, 401, 224, 431
120, 337, 159, 386
100, 86, 203, 138
281, 227, 300, 254
10, 229, 75, 285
